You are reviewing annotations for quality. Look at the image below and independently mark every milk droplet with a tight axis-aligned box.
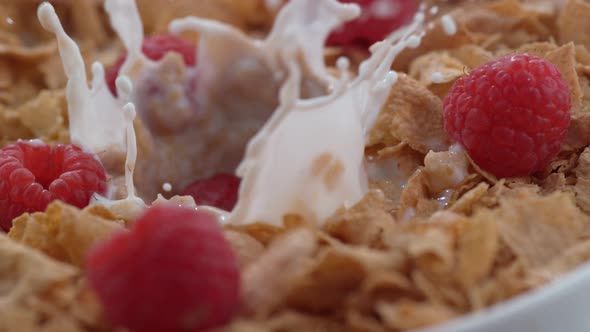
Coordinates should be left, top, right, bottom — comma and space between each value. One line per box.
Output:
436, 189, 454, 209
162, 182, 172, 192
441, 14, 457, 35
370, 0, 399, 19
197, 206, 230, 224
37, 2, 128, 155
6, 17, 14, 25
431, 71, 443, 83
429, 6, 439, 15
116, 75, 133, 100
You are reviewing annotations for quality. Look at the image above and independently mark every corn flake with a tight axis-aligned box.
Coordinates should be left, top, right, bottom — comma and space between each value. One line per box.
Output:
558, 0, 590, 51
8, 201, 125, 268
490, 190, 588, 269
0, 234, 105, 332
378, 74, 450, 154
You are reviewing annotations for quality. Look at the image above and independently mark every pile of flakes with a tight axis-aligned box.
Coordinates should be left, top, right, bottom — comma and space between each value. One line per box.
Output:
3, 0, 590, 331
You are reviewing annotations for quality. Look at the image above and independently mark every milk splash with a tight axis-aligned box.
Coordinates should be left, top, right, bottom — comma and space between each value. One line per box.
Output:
37, 3, 128, 156
172, 0, 425, 226
104, 0, 152, 78
39, 0, 432, 226
170, 0, 359, 93
38, 2, 146, 215
232, 19, 425, 225
92, 81, 147, 217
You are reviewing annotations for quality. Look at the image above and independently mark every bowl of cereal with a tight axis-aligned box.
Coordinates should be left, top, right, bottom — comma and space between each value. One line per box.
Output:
1, 0, 590, 331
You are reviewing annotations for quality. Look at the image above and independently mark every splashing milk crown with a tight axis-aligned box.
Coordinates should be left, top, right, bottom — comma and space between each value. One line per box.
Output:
171, 0, 426, 226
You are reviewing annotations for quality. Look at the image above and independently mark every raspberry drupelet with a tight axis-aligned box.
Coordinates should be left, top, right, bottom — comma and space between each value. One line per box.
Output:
0, 141, 108, 231
328, 0, 419, 48
105, 34, 197, 96
443, 54, 571, 178
86, 205, 240, 332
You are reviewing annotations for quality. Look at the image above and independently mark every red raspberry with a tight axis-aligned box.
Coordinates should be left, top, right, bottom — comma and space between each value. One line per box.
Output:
0, 141, 108, 231
87, 205, 240, 332
105, 35, 197, 95
443, 54, 571, 178
327, 0, 418, 48
181, 173, 240, 211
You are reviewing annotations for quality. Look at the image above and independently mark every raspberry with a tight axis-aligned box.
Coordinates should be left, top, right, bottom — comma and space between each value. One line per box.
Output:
105, 35, 197, 95
87, 205, 240, 332
327, 0, 418, 48
443, 54, 571, 178
0, 141, 108, 231
181, 173, 240, 211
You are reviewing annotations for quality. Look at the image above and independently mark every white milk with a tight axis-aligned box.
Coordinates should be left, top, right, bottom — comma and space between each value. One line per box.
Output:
37, 3, 128, 156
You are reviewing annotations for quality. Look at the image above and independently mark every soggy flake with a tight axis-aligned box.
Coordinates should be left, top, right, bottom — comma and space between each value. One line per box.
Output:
367, 143, 424, 204
423, 147, 470, 193
8, 201, 125, 268
397, 169, 439, 221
